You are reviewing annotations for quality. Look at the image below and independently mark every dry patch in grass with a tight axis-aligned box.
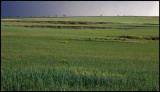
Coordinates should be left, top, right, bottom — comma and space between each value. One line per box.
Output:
4, 25, 131, 30
145, 16, 159, 18
1, 33, 30, 36
119, 35, 159, 40
1, 20, 116, 24
1, 33, 17, 36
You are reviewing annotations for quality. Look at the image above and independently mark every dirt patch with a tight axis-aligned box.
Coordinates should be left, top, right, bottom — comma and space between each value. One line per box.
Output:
1, 33, 17, 36
1, 20, 115, 25
5, 25, 131, 30
1, 33, 29, 36
82, 37, 127, 42
117, 28, 130, 29
145, 16, 159, 18
16, 25, 108, 29
119, 35, 159, 40
131, 25, 156, 27
143, 23, 159, 25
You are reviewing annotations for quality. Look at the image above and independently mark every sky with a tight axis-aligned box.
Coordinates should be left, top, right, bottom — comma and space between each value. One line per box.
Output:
1, 1, 159, 18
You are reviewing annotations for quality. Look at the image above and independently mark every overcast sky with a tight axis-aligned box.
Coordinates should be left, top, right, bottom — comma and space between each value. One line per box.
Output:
1, 1, 159, 17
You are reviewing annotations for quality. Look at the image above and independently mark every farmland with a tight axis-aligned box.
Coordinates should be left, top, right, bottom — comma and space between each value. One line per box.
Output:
1, 16, 159, 91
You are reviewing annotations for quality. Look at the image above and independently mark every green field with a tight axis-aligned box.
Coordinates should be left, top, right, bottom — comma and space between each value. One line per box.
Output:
1, 16, 159, 91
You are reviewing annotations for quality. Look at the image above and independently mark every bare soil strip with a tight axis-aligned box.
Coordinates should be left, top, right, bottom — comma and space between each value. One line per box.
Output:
119, 35, 159, 40
1, 33, 29, 36
1, 33, 17, 36
1, 20, 115, 24
5, 25, 131, 29
143, 23, 159, 25
16, 25, 108, 29
145, 16, 159, 18
84, 36, 159, 42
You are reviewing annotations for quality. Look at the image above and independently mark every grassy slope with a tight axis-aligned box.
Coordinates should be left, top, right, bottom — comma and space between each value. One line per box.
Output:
1, 16, 159, 91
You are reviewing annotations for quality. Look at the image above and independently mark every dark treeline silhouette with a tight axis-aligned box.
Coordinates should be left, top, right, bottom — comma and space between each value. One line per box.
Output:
1, 15, 139, 18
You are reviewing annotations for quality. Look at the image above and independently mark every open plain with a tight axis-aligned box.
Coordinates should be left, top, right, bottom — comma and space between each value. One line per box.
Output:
1, 16, 159, 91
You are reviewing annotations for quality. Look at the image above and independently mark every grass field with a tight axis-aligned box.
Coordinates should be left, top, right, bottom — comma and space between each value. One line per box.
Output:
1, 16, 159, 91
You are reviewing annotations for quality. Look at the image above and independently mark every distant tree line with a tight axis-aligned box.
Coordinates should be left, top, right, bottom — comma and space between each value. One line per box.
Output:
2, 16, 20, 18
2, 14, 69, 18
2, 14, 130, 18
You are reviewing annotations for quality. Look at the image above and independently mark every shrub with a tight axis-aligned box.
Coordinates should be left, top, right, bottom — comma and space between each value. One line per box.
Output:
61, 59, 67, 63
60, 41, 68, 43
88, 37, 93, 41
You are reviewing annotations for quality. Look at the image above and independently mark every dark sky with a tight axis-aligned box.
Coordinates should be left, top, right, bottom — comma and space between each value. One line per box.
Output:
1, 1, 159, 18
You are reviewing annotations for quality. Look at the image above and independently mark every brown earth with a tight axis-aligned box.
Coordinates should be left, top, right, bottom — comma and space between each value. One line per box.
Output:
1, 20, 115, 24
143, 23, 159, 25
15, 25, 108, 29
5, 25, 131, 30
119, 35, 159, 40
145, 16, 159, 18
1, 33, 17, 36
1, 33, 29, 36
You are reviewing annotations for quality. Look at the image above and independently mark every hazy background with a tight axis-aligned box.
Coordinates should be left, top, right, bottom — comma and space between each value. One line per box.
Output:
1, 1, 159, 18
